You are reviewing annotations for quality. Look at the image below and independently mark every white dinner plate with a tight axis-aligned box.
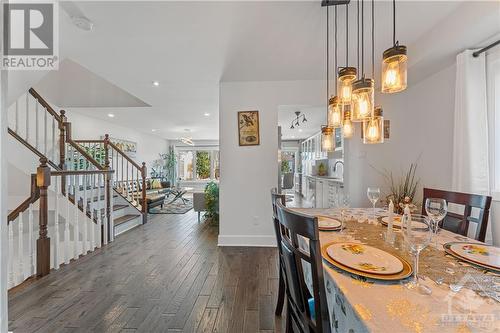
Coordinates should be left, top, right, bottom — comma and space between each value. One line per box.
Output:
317, 216, 342, 230
449, 243, 500, 270
326, 242, 404, 275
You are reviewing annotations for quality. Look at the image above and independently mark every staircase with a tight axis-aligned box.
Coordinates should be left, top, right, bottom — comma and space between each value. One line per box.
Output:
6, 88, 148, 289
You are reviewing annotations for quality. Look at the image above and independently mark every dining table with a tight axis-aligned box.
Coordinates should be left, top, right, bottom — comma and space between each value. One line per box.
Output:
291, 207, 500, 333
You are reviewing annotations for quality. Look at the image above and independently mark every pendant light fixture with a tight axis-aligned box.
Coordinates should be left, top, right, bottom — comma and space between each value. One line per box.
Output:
337, 4, 357, 106
328, 6, 342, 129
342, 105, 354, 138
381, 0, 407, 93
352, 0, 374, 122
322, 6, 334, 152
363, 106, 384, 144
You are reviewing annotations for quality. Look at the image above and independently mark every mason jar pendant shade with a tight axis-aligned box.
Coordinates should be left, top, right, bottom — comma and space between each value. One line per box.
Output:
381, 44, 407, 93
337, 67, 357, 104
342, 108, 354, 139
363, 106, 384, 144
351, 78, 374, 122
328, 96, 343, 128
321, 125, 335, 152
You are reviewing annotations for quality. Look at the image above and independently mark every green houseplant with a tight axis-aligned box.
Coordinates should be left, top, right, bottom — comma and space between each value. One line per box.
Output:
281, 160, 291, 173
159, 146, 176, 186
383, 162, 420, 214
204, 181, 219, 226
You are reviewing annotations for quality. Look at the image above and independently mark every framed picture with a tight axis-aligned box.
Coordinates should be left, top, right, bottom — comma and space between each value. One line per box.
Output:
238, 111, 260, 146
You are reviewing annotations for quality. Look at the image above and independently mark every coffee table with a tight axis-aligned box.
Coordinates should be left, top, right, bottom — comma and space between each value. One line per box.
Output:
166, 187, 193, 204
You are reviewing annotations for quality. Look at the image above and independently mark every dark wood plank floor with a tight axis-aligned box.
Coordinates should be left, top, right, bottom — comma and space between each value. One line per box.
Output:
8, 211, 285, 332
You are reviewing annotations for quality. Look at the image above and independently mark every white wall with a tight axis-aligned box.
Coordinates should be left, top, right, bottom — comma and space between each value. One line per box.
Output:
219, 80, 324, 247
344, 64, 456, 207
64, 110, 169, 174
0, 64, 8, 333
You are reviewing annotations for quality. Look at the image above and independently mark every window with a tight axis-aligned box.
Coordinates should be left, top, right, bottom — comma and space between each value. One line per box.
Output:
178, 151, 194, 180
196, 151, 211, 180
177, 148, 219, 181
487, 49, 500, 195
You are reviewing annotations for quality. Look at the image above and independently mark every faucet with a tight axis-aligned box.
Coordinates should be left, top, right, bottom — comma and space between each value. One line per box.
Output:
333, 160, 344, 172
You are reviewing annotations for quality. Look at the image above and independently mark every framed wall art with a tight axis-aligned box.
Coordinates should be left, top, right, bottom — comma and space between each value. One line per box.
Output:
238, 111, 260, 146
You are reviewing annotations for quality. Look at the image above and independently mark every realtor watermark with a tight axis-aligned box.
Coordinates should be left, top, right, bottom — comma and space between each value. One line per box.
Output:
441, 273, 499, 330
2, 0, 58, 70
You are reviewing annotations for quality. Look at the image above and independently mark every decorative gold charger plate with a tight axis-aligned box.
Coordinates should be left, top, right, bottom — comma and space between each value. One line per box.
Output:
444, 242, 500, 273
317, 215, 342, 231
321, 242, 413, 281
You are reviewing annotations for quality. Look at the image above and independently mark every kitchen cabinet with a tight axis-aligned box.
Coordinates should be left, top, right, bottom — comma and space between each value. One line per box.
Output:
306, 176, 343, 208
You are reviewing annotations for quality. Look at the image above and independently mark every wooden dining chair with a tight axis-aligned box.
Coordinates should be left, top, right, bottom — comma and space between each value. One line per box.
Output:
271, 188, 286, 316
275, 200, 330, 333
421, 188, 492, 242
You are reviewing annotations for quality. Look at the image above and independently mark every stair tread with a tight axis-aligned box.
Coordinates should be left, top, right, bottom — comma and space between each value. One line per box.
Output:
113, 204, 128, 211
114, 214, 141, 226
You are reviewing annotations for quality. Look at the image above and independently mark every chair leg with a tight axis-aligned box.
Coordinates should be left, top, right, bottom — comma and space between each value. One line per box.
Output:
275, 268, 286, 316
198, 211, 200, 223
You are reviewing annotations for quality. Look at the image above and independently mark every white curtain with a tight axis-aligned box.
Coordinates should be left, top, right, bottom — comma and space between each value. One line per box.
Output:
452, 50, 490, 195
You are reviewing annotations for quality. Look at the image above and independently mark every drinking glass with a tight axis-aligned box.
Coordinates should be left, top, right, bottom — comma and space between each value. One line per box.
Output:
425, 198, 447, 244
403, 214, 433, 295
339, 192, 350, 233
366, 187, 380, 223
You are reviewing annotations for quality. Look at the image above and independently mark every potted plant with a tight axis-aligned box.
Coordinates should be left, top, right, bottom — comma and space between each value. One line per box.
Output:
159, 146, 176, 187
383, 163, 420, 214
204, 181, 219, 226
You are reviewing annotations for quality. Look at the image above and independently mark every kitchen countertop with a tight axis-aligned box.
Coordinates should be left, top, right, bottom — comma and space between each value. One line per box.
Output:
305, 175, 343, 183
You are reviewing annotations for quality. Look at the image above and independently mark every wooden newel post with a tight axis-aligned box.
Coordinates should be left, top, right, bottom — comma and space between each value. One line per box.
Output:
141, 162, 147, 224
103, 134, 112, 242
36, 157, 51, 277
59, 110, 66, 195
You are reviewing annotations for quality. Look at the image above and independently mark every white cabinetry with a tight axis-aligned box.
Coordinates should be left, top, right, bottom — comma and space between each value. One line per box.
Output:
310, 177, 343, 208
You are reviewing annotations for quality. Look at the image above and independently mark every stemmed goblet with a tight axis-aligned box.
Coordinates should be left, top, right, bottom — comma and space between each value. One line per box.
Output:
366, 187, 380, 223
425, 198, 447, 245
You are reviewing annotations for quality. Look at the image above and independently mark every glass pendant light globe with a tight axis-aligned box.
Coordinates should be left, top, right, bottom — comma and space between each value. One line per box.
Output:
351, 78, 374, 122
362, 106, 384, 144
321, 126, 335, 152
382, 44, 407, 93
328, 96, 342, 128
342, 108, 354, 139
338, 67, 357, 105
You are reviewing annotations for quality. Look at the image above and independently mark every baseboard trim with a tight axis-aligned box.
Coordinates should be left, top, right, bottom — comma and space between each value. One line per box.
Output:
217, 235, 277, 247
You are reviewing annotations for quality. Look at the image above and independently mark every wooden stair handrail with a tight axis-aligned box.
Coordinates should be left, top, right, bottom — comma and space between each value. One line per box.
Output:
62, 121, 105, 171
7, 174, 40, 224
107, 141, 142, 170
8, 128, 61, 170
28, 88, 61, 122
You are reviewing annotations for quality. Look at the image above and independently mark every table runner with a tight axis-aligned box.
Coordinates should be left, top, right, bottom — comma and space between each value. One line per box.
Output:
292, 208, 500, 333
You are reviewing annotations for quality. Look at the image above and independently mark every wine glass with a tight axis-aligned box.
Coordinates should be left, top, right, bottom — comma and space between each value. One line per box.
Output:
366, 187, 380, 223
403, 214, 433, 295
425, 198, 447, 245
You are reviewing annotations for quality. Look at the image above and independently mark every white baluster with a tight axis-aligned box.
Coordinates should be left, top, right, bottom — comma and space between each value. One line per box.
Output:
97, 174, 103, 248
54, 176, 60, 269
28, 203, 34, 276
109, 174, 115, 243
90, 173, 96, 250
25, 94, 29, 142
73, 174, 80, 259
15, 100, 19, 133
18, 212, 24, 282
103, 174, 108, 246
82, 174, 88, 254
52, 118, 56, 162
65, 175, 71, 264
35, 100, 39, 149
44, 107, 47, 155
8, 221, 14, 288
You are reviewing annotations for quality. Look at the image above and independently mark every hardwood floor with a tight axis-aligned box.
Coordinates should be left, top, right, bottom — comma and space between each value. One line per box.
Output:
8, 211, 284, 332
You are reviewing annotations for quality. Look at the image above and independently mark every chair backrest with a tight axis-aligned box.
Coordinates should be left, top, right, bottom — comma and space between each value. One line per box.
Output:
421, 188, 492, 242
275, 200, 330, 333
282, 172, 294, 190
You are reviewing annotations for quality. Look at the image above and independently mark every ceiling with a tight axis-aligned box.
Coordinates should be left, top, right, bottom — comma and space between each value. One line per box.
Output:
8, 1, 500, 140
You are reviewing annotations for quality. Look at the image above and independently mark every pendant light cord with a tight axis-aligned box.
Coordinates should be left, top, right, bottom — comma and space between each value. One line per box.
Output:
361, 0, 364, 77
326, 6, 330, 118
371, 0, 374, 78
357, 0, 360, 76
393, 0, 396, 46
345, 4, 349, 68
334, 6, 338, 93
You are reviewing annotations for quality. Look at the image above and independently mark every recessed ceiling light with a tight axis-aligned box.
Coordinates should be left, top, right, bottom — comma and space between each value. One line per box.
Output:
152, 81, 160, 87
204, 112, 210, 117
151, 129, 157, 132
291, 135, 296, 139
108, 113, 115, 118
298, 129, 303, 132
71, 16, 94, 31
